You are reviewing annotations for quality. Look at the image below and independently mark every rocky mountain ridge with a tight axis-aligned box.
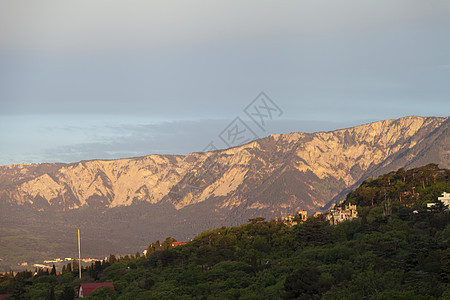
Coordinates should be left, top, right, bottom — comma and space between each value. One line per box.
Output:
0, 116, 448, 215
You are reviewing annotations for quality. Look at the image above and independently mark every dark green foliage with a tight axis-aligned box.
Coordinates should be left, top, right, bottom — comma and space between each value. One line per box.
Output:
11, 284, 27, 299
109, 254, 117, 265
72, 260, 78, 276
50, 264, 56, 276
46, 286, 55, 300
248, 217, 266, 224
85, 286, 117, 299
284, 266, 322, 299
58, 285, 75, 300
294, 217, 331, 246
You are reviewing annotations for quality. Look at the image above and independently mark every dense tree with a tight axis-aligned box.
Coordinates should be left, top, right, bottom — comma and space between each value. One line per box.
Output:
46, 286, 55, 300
294, 217, 331, 246
58, 285, 75, 300
161, 236, 177, 250
346, 164, 449, 208
248, 217, 266, 224
50, 264, 56, 276
284, 266, 321, 299
109, 254, 117, 264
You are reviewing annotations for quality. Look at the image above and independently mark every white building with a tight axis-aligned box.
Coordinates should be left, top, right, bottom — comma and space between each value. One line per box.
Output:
438, 192, 450, 207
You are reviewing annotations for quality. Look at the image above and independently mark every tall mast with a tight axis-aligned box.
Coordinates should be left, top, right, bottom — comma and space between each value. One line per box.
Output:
78, 229, 82, 279
62, 192, 66, 212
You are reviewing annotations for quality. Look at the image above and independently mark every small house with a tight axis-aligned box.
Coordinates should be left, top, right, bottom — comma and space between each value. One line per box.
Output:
76, 282, 114, 298
171, 241, 186, 247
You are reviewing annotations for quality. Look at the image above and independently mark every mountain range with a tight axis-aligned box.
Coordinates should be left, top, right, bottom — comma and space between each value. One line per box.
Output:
1, 116, 448, 213
0, 116, 448, 269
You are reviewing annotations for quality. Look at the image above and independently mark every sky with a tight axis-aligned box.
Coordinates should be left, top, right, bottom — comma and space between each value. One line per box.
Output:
0, 0, 449, 165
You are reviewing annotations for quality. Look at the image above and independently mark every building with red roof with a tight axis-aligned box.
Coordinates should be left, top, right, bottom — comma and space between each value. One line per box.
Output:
171, 241, 186, 247
76, 282, 114, 298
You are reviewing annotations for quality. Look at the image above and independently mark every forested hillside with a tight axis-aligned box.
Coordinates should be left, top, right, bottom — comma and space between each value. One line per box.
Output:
344, 163, 449, 208
1, 165, 449, 299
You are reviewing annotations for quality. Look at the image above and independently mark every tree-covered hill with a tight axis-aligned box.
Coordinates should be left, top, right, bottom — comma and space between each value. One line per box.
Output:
1, 165, 449, 299
345, 163, 449, 207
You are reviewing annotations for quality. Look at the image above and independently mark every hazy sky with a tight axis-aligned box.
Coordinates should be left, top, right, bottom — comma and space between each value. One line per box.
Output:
1, 0, 449, 165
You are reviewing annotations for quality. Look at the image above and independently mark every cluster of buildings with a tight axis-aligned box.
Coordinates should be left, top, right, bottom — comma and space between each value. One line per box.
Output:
276, 209, 308, 226
20, 256, 103, 269
326, 203, 359, 225
276, 205, 359, 227
322, 191, 449, 224
427, 192, 450, 209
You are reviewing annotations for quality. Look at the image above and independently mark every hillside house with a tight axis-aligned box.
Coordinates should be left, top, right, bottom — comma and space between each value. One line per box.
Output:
171, 241, 186, 247
277, 210, 308, 226
427, 192, 450, 209
327, 204, 358, 225
76, 282, 114, 298
299, 210, 308, 222
438, 192, 450, 207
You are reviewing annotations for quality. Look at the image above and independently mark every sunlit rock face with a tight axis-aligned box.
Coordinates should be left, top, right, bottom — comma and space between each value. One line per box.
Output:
0, 116, 448, 215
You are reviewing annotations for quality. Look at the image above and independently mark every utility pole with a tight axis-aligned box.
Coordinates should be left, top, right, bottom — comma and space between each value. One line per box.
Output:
62, 192, 66, 212
78, 229, 82, 279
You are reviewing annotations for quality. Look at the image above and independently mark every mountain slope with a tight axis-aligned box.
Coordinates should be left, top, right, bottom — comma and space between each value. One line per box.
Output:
0, 116, 448, 217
